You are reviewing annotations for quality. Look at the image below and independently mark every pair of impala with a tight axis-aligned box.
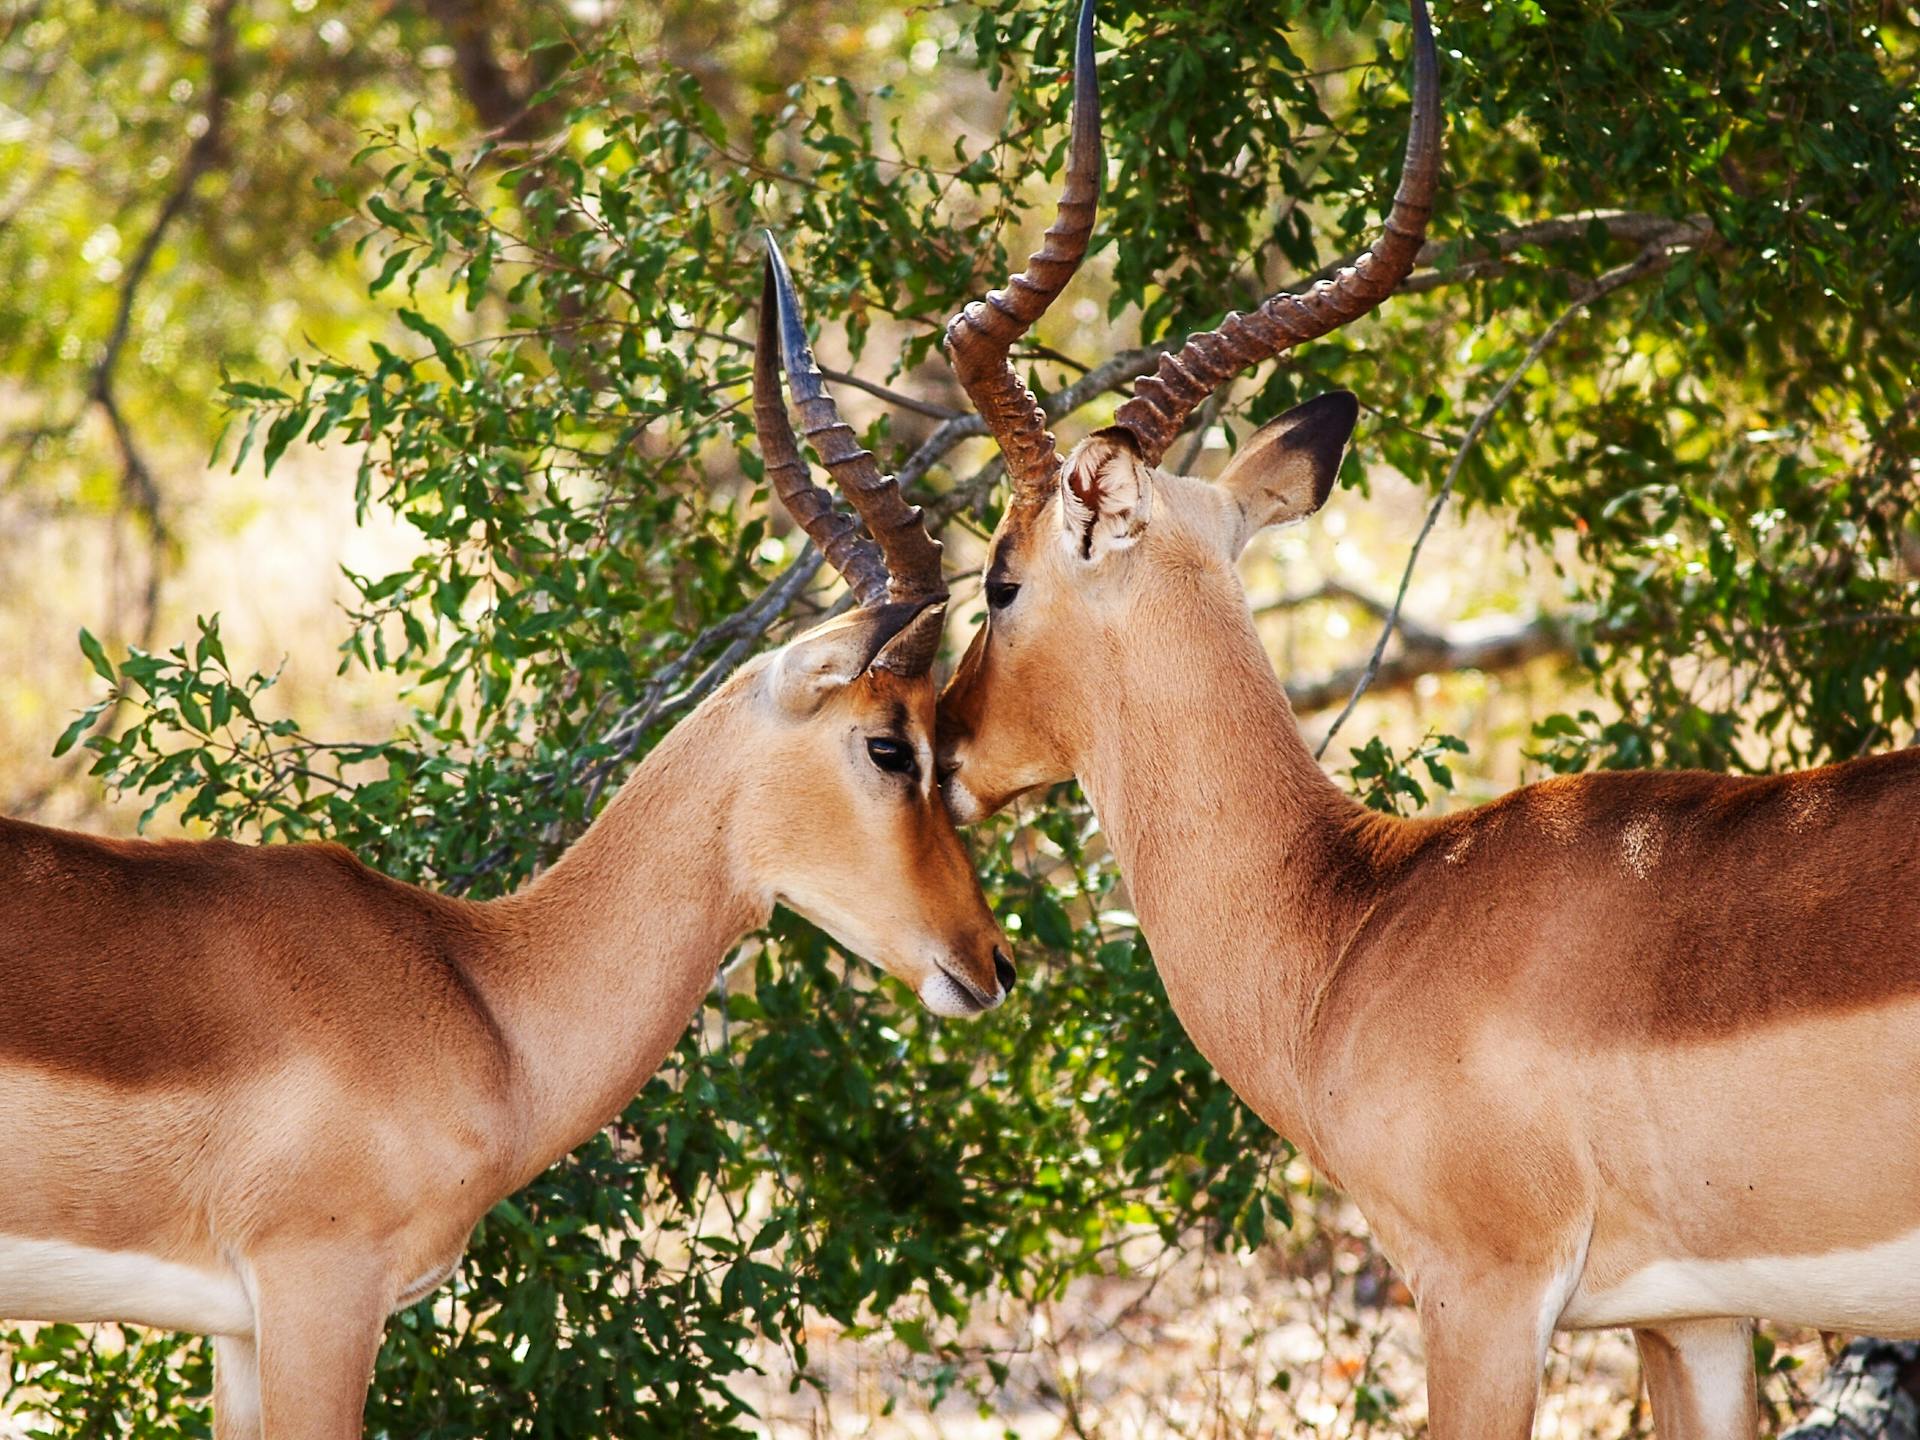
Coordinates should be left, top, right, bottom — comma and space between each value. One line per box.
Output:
6, 1, 1918, 1435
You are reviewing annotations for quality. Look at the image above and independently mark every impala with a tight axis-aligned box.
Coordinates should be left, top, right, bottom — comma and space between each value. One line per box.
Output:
0, 250, 1011, 1440
920, 2, 1920, 1435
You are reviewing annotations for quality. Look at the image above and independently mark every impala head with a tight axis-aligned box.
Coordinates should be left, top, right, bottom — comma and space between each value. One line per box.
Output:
935, 0, 1440, 820
748, 235, 1013, 1017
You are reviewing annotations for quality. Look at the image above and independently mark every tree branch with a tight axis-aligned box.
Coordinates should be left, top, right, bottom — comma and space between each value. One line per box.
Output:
1307, 210, 1717, 297
1251, 578, 1442, 648
1313, 241, 1677, 758
88, 0, 238, 561
821, 367, 962, 421
418, 0, 548, 144
1285, 611, 1576, 715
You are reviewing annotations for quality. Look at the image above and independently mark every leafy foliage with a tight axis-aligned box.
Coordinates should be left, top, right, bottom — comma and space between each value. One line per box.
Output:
6, 0, 1918, 1432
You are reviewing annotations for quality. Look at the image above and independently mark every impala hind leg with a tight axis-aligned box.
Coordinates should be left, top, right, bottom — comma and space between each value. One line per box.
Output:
249, 1251, 390, 1439
1635, 1319, 1757, 1440
1418, 1272, 1553, 1440
212, 1333, 261, 1440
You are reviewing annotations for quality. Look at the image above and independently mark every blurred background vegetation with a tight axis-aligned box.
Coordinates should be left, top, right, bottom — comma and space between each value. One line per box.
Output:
1, 0, 1916, 1434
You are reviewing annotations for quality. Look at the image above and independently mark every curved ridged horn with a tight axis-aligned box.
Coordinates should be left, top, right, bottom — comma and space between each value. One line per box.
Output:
764, 233, 946, 604
754, 257, 891, 608
1111, 0, 1441, 465
869, 594, 947, 678
942, 0, 1101, 510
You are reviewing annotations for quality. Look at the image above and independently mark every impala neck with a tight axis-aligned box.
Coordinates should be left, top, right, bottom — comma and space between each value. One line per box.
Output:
1077, 601, 1389, 1143
481, 679, 768, 1184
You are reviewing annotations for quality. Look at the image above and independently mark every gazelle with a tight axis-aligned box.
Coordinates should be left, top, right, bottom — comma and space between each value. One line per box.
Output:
924, 1, 1920, 1435
0, 246, 1011, 1439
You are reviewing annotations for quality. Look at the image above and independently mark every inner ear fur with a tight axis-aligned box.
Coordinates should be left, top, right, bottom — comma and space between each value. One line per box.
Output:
770, 597, 943, 715
1215, 391, 1358, 553
1059, 430, 1154, 563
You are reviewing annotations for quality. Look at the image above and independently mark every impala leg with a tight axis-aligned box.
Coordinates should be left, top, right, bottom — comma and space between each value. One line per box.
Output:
1635, 1319, 1757, 1440
212, 1333, 262, 1440
1418, 1273, 1552, 1440
250, 1251, 390, 1440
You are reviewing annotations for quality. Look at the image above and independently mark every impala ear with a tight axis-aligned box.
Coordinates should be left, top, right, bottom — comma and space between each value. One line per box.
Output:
867, 600, 945, 678
1058, 431, 1153, 564
770, 598, 944, 714
1216, 391, 1358, 556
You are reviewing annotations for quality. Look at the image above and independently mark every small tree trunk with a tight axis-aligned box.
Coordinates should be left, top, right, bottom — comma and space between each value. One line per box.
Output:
1783, 1340, 1920, 1440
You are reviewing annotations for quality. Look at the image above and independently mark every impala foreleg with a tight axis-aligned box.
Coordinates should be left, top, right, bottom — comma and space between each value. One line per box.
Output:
212, 1333, 261, 1440
247, 1249, 389, 1440
1635, 1319, 1758, 1440
1417, 1267, 1554, 1440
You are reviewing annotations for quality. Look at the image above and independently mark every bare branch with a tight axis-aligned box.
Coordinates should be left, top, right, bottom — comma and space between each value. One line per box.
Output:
692, 325, 962, 421
1306, 210, 1717, 297
926, 453, 1003, 529
1286, 611, 1576, 715
1314, 241, 1676, 758
88, 0, 236, 547
10, 0, 248, 819
817, 365, 962, 421
1175, 385, 1230, 475
418, 0, 548, 144
1251, 578, 1441, 648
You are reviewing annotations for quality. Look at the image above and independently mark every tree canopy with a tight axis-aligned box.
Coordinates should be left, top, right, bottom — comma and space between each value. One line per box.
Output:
2, 0, 1916, 1433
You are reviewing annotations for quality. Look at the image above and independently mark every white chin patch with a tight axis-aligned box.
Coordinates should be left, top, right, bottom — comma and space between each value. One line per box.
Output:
919, 971, 986, 1018
943, 780, 985, 825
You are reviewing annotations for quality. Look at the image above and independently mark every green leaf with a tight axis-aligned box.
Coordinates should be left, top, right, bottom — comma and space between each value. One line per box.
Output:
78, 628, 114, 683
51, 704, 104, 758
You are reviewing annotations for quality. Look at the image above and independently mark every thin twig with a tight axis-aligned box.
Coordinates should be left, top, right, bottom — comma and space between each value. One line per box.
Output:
1314, 244, 1674, 759
689, 325, 963, 421
814, 364, 961, 421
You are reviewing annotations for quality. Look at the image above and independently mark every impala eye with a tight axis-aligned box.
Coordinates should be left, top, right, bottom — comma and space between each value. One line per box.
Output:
866, 737, 918, 777
986, 579, 1021, 610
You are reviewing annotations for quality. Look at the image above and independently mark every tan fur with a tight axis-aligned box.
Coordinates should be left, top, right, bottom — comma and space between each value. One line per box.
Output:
940, 448, 1920, 1439
1, 611, 1006, 1439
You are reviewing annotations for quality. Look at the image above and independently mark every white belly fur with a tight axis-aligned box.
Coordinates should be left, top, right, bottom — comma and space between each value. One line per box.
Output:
0, 1235, 253, 1336
1563, 1226, 1920, 1337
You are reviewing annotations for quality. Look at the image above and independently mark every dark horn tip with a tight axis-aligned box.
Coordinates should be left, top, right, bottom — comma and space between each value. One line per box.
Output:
1411, 0, 1439, 89
1072, 0, 1100, 137
762, 232, 821, 380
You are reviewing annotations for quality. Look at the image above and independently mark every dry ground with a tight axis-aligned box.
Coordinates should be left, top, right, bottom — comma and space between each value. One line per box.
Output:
740, 1191, 1832, 1439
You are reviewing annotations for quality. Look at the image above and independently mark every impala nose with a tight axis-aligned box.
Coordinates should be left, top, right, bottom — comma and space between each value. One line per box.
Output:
992, 947, 1016, 995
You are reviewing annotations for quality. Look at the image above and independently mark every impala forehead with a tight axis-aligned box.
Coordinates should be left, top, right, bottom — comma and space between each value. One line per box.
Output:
859, 671, 936, 735
986, 497, 1054, 573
